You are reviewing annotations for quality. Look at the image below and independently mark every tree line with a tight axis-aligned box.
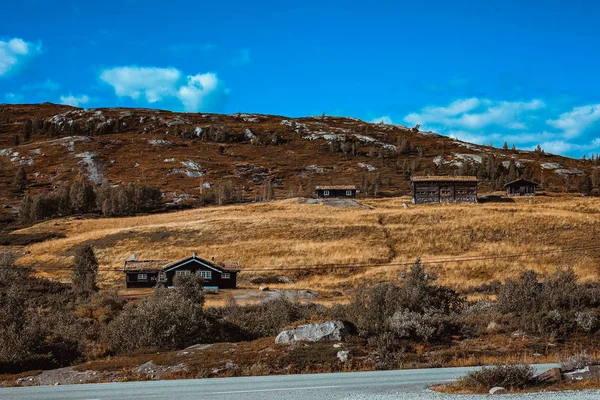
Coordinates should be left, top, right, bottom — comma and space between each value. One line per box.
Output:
19, 177, 162, 222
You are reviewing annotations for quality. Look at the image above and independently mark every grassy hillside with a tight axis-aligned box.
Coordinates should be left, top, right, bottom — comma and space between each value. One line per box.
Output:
10, 194, 600, 292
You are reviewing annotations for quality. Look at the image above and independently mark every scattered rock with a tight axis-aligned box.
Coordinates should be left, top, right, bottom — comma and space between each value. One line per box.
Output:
564, 365, 600, 381
275, 320, 351, 344
536, 367, 562, 383
489, 386, 508, 395
337, 350, 350, 362
186, 343, 213, 350
259, 286, 269, 291
333, 343, 343, 348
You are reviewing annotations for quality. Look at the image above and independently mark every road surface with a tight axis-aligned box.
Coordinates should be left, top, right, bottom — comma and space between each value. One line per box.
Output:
2, 363, 598, 400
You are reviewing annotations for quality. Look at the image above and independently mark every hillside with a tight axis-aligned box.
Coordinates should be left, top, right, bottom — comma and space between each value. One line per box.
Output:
11, 195, 600, 293
0, 103, 596, 215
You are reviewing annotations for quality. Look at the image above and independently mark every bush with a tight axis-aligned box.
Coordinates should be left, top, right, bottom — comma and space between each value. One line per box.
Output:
221, 298, 324, 340
173, 274, 205, 306
388, 309, 457, 342
108, 288, 212, 352
343, 259, 463, 337
459, 364, 535, 390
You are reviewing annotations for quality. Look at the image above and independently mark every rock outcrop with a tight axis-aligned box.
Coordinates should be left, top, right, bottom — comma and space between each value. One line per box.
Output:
275, 320, 351, 344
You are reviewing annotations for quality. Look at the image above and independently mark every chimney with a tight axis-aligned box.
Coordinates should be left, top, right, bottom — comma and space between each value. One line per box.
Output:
192, 252, 197, 258
129, 253, 136, 261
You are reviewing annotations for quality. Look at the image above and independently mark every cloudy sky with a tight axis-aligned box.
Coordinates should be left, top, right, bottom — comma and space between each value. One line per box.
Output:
2, 0, 600, 157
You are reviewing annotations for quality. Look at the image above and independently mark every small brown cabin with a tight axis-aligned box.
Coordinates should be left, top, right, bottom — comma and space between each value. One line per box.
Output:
411, 176, 478, 204
504, 178, 538, 197
123, 253, 239, 289
315, 185, 357, 198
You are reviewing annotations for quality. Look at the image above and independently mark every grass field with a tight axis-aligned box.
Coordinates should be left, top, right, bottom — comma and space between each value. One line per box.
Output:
7, 194, 600, 292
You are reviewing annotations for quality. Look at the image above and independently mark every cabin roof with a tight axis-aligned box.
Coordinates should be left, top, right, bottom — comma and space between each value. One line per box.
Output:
124, 255, 239, 273
411, 176, 478, 183
504, 178, 539, 187
315, 185, 357, 190
123, 260, 170, 272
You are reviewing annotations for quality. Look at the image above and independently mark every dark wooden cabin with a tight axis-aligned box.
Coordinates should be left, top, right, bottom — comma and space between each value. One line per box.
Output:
411, 176, 478, 204
315, 185, 357, 198
504, 178, 538, 197
123, 253, 239, 289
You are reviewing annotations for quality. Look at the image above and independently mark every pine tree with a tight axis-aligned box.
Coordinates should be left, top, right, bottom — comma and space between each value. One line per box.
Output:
23, 119, 32, 142
511, 143, 517, 152
12, 167, 28, 192
72, 244, 98, 292
503, 141, 509, 150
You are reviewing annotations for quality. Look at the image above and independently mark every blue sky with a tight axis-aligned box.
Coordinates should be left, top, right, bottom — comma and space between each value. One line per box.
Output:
2, 0, 600, 157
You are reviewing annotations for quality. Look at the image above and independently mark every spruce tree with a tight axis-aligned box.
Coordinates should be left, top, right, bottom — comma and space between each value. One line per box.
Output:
503, 141, 509, 150
12, 167, 28, 192
72, 244, 98, 292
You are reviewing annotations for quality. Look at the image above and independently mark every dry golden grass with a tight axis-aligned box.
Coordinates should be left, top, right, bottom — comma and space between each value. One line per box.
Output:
8, 194, 600, 291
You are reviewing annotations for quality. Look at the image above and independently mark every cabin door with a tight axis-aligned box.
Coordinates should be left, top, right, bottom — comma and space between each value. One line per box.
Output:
439, 185, 453, 202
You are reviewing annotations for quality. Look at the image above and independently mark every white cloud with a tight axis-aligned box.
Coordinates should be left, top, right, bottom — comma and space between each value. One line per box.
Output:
546, 104, 600, 139
402, 97, 600, 157
405, 98, 544, 131
60, 94, 90, 107
100, 66, 228, 112
0, 37, 41, 77
371, 116, 393, 124
100, 66, 181, 103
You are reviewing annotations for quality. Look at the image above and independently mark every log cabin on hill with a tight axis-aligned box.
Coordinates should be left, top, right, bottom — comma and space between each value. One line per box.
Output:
411, 176, 478, 204
123, 253, 239, 289
315, 185, 357, 198
504, 178, 539, 197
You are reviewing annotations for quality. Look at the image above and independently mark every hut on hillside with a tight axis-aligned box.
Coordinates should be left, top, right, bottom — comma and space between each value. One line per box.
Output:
504, 178, 539, 197
315, 185, 357, 198
411, 176, 478, 204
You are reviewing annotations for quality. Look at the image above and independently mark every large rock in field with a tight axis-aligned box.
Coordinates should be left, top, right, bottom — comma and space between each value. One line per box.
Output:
535, 367, 562, 383
564, 365, 600, 380
275, 320, 351, 344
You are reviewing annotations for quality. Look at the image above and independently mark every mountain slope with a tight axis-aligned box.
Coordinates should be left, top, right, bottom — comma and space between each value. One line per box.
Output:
0, 103, 595, 213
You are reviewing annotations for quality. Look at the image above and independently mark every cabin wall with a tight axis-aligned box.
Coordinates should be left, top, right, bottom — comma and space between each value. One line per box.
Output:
316, 189, 356, 198
412, 182, 477, 204
507, 184, 536, 197
165, 264, 237, 288
125, 271, 159, 288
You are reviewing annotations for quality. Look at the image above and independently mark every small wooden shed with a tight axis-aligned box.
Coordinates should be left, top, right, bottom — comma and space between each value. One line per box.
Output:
315, 185, 357, 198
504, 178, 538, 197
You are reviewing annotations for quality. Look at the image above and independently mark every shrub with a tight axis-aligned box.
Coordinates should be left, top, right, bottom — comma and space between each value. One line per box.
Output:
459, 364, 535, 390
173, 274, 205, 306
576, 310, 600, 333
388, 309, 458, 342
221, 298, 324, 340
108, 288, 212, 352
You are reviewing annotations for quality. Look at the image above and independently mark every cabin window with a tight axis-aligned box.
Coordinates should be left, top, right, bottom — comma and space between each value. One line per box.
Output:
346, 190, 352, 196
222, 273, 231, 279
323, 190, 329, 196
138, 273, 147, 281
199, 271, 212, 280
176, 270, 191, 276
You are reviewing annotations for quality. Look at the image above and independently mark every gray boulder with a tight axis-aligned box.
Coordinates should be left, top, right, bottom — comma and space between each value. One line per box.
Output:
275, 320, 351, 344
337, 350, 350, 362
489, 386, 508, 395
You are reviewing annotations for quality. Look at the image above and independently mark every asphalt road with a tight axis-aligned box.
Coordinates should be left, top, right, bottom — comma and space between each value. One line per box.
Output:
2, 363, 598, 400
